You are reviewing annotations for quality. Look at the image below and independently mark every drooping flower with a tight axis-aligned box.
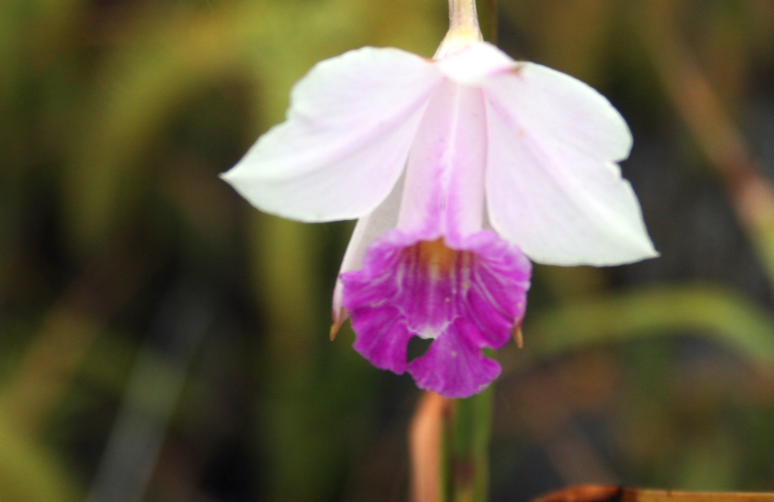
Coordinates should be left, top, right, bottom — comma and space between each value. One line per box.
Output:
222, 0, 657, 398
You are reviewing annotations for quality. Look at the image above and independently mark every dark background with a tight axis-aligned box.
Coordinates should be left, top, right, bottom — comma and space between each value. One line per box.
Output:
1, 1, 774, 501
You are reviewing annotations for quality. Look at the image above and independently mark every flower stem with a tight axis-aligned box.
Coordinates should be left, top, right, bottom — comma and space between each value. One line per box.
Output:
437, 0, 483, 57
410, 393, 449, 502
447, 0, 482, 39
446, 387, 493, 502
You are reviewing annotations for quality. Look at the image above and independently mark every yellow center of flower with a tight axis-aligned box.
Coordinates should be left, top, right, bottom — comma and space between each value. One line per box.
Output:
416, 239, 459, 274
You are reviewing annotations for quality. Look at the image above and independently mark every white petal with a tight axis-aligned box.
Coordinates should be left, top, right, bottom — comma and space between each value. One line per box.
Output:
332, 175, 404, 324
436, 42, 516, 86
396, 80, 488, 242
484, 62, 658, 266
339, 175, 404, 276
222, 47, 443, 222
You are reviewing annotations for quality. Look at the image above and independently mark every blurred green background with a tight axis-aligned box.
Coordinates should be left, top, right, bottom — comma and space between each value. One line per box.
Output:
2, 0, 774, 501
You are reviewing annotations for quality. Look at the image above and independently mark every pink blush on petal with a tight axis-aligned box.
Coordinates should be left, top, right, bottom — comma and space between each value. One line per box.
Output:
341, 230, 531, 398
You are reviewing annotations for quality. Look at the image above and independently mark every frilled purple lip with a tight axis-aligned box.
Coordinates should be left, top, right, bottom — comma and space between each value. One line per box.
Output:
340, 229, 531, 398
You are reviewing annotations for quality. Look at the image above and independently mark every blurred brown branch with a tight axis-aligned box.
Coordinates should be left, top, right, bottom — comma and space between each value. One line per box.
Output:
533, 485, 774, 502
410, 392, 451, 502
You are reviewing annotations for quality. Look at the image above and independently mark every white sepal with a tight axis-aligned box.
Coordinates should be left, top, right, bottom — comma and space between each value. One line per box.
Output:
483, 62, 657, 266
222, 47, 443, 222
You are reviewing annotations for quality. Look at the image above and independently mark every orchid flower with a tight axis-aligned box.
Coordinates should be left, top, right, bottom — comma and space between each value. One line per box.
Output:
222, 0, 657, 398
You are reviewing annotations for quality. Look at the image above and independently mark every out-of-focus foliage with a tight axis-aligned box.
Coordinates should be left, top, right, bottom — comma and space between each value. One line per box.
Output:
1, 1, 774, 502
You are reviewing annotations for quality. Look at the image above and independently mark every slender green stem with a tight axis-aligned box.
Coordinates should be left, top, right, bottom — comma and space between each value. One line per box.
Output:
445, 387, 493, 502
